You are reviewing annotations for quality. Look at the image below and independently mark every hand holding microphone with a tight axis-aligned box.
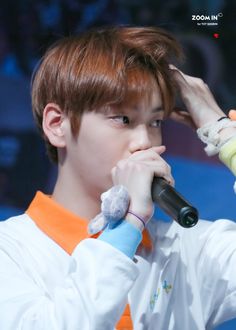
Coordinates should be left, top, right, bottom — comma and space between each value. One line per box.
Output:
112, 147, 198, 229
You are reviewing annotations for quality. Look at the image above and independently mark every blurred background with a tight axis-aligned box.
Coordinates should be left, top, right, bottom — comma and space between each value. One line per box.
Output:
0, 1, 235, 328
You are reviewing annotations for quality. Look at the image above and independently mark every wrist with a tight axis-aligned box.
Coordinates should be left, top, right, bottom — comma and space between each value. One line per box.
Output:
196, 112, 225, 128
125, 201, 153, 231
129, 203, 153, 222
125, 211, 146, 232
218, 127, 236, 141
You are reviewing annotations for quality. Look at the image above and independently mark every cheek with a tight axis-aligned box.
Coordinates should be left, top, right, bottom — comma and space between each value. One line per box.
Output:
79, 140, 122, 192
78, 135, 118, 174
158, 133, 162, 145
94, 142, 120, 169
150, 131, 162, 146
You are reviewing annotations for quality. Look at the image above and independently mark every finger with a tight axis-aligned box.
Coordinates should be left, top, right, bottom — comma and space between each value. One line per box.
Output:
172, 68, 206, 89
137, 160, 174, 186
129, 146, 166, 161
169, 64, 186, 79
169, 64, 177, 70
152, 145, 166, 155
169, 65, 204, 90
152, 163, 175, 186
170, 109, 197, 130
169, 65, 193, 80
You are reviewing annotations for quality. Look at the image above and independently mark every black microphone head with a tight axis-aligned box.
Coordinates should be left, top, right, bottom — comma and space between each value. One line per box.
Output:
152, 177, 199, 228
178, 206, 198, 228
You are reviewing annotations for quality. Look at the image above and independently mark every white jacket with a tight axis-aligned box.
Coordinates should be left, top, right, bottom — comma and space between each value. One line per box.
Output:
0, 214, 236, 329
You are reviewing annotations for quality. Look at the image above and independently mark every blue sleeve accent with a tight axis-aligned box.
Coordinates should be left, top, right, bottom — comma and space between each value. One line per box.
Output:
98, 220, 142, 259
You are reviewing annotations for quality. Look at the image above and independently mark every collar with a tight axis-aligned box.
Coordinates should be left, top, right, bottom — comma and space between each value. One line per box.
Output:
26, 191, 152, 255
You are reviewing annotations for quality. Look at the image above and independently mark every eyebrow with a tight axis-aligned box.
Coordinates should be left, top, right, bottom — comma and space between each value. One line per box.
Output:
151, 106, 164, 113
101, 106, 126, 115
101, 105, 164, 115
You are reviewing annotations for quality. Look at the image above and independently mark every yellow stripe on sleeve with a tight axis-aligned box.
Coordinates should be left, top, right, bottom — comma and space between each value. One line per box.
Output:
219, 137, 236, 176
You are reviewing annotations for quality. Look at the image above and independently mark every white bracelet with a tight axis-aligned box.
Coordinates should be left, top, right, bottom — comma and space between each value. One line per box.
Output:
197, 118, 236, 156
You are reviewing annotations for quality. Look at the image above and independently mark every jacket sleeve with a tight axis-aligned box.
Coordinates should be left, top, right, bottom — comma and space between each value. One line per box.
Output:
0, 237, 139, 330
195, 219, 236, 328
219, 136, 236, 176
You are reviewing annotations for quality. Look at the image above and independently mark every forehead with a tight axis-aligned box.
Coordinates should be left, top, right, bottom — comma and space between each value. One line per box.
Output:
127, 89, 163, 112
124, 68, 160, 103
93, 67, 165, 115
100, 90, 163, 116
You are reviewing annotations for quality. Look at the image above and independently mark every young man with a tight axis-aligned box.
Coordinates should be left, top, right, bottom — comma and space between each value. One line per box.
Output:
0, 26, 236, 329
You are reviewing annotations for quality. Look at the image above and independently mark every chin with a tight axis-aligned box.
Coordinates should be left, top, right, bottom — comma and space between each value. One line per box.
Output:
101, 179, 113, 194
90, 180, 113, 200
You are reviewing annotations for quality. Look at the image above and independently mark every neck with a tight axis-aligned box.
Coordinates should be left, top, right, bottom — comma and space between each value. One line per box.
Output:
52, 171, 102, 221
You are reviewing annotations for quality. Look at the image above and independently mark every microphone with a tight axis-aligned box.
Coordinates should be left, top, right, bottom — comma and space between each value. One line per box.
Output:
151, 177, 198, 228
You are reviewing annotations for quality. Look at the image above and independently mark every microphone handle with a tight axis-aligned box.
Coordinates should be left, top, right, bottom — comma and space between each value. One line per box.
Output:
151, 177, 199, 228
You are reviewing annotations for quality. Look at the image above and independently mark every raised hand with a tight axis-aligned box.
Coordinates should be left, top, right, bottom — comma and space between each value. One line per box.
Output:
169, 66, 225, 129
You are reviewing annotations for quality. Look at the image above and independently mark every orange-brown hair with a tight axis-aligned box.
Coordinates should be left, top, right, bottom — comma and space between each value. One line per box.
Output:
31, 26, 182, 162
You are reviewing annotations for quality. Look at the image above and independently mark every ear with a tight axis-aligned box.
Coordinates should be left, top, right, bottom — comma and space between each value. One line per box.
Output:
42, 103, 68, 148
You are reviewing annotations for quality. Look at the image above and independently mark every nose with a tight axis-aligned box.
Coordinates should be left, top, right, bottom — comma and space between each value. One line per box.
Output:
129, 124, 152, 153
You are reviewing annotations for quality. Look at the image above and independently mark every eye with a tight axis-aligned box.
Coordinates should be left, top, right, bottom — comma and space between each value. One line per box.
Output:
110, 116, 130, 125
150, 119, 163, 128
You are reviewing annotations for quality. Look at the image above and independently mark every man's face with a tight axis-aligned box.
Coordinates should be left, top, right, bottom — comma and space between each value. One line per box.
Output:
63, 88, 164, 199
